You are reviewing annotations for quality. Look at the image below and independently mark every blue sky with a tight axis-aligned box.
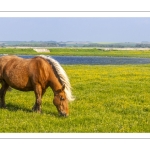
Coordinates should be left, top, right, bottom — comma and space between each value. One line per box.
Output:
0, 17, 150, 42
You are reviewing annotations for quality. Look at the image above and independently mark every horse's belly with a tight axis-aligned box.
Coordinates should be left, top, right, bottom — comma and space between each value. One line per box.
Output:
5, 77, 33, 91
3, 70, 33, 91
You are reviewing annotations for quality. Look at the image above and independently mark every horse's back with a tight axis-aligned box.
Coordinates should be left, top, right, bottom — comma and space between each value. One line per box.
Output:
0, 55, 31, 90
0, 55, 19, 79
0, 55, 52, 91
0, 55, 29, 76
0, 55, 21, 67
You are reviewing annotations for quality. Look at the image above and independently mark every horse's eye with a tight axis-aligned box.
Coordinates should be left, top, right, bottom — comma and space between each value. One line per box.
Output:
60, 96, 64, 101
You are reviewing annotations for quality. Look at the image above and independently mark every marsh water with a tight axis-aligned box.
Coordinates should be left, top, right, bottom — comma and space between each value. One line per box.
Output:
19, 55, 150, 65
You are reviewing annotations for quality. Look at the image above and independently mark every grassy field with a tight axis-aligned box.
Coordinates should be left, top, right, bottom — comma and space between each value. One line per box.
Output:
0, 48, 49, 55
0, 65, 150, 132
1, 47, 150, 57
49, 48, 150, 57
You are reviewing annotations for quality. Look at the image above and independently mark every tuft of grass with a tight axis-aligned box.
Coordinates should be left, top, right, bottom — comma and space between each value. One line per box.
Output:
0, 65, 150, 132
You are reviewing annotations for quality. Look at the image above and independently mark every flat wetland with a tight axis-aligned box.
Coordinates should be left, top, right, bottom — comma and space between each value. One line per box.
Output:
0, 48, 150, 132
1, 47, 150, 57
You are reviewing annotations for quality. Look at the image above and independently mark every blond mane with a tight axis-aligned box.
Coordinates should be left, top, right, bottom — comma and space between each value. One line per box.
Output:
40, 55, 75, 101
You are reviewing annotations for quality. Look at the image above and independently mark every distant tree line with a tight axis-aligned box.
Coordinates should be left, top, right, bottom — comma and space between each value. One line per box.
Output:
134, 44, 150, 48
1, 41, 150, 48
83, 44, 126, 48
83, 43, 150, 48
0, 42, 66, 47
15, 42, 60, 47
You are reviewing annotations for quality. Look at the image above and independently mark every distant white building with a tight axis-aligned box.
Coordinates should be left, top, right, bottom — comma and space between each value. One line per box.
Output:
33, 48, 50, 53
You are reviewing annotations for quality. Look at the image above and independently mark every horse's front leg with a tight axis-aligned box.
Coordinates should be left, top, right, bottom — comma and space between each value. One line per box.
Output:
0, 80, 9, 108
32, 84, 43, 113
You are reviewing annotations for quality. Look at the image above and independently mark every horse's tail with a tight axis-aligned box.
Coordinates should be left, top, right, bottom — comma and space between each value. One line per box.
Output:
7, 87, 12, 91
0, 79, 3, 84
0, 79, 12, 91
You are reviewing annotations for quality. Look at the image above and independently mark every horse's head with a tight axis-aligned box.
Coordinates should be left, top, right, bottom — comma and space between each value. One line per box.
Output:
53, 85, 69, 117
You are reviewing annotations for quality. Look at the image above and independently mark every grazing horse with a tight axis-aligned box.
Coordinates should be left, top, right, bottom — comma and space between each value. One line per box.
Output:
0, 55, 74, 116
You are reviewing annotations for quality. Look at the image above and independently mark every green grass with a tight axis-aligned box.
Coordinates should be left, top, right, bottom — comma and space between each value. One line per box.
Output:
1, 65, 150, 132
0, 48, 50, 55
49, 48, 150, 57
1, 47, 150, 57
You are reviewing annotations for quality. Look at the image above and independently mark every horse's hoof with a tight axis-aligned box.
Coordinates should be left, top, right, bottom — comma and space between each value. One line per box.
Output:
32, 107, 41, 113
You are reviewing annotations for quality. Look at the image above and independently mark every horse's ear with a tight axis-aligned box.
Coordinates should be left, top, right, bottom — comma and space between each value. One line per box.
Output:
55, 85, 65, 95
62, 84, 65, 91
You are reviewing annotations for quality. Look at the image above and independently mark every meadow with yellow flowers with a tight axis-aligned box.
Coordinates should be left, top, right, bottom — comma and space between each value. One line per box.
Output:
0, 64, 150, 132
0, 48, 150, 132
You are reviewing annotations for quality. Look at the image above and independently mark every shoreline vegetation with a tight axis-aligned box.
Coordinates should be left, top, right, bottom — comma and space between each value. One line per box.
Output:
1, 47, 150, 57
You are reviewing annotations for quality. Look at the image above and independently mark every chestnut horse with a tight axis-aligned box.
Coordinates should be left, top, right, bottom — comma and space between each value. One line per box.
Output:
0, 55, 74, 116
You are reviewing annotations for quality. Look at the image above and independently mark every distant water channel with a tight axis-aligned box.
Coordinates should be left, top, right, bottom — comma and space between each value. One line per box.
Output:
17, 55, 150, 65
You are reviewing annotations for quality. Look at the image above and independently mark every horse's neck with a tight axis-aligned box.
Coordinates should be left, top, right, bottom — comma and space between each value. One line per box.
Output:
49, 72, 62, 93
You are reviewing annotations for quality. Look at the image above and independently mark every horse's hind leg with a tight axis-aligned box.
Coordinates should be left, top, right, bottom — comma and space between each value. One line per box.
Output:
32, 84, 43, 113
0, 80, 9, 108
